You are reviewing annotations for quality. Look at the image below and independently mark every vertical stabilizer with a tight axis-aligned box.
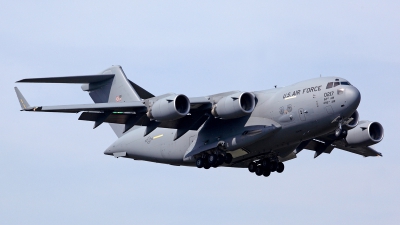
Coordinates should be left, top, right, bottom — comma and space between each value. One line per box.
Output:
83, 65, 142, 137
86, 65, 141, 103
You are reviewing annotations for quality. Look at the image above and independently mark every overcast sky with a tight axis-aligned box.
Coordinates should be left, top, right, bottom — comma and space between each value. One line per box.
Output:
1, 1, 399, 224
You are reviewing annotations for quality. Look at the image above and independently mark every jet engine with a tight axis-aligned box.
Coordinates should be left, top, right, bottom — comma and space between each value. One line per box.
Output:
147, 94, 190, 121
344, 110, 359, 129
211, 92, 255, 119
345, 120, 384, 147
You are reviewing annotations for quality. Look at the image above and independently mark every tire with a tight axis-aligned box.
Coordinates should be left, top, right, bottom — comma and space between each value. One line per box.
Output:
208, 154, 217, 165
203, 162, 210, 169
270, 161, 277, 172
263, 169, 271, 177
276, 162, 285, 173
224, 153, 233, 164
255, 166, 264, 176
335, 128, 347, 139
217, 154, 225, 165
248, 162, 257, 173
261, 159, 270, 168
196, 158, 204, 168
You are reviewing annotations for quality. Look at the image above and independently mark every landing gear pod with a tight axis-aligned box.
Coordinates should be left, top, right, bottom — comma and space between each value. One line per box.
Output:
345, 121, 384, 147
211, 92, 255, 119
147, 94, 190, 121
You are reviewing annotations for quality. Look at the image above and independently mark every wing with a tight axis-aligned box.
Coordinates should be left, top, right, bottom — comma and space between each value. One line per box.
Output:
15, 87, 212, 133
20, 101, 147, 113
304, 133, 382, 157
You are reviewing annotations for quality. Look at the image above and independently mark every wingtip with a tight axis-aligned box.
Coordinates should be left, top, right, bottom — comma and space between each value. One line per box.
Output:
14, 87, 31, 110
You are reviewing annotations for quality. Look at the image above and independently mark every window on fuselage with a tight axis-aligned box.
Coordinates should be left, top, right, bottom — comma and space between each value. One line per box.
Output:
341, 81, 351, 85
334, 82, 340, 87
326, 82, 333, 89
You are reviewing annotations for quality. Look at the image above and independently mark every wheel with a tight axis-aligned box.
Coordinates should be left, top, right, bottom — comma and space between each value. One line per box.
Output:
208, 154, 217, 165
224, 153, 233, 164
255, 166, 264, 176
196, 158, 204, 168
276, 162, 285, 173
335, 128, 347, 139
203, 161, 211, 169
217, 154, 225, 165
335, 127, 342, 137
263, 169, 271, 177
261, 158, 270, 168
248, 162, 257, 173
270, 161, 277, 172
340, 130, 348, 138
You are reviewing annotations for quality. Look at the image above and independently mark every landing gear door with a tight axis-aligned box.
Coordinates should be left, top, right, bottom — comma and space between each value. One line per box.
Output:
299, 108, 306, 121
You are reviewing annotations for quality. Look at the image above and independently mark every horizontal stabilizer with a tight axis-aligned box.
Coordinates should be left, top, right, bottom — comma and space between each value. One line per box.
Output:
16, 75, 115, 84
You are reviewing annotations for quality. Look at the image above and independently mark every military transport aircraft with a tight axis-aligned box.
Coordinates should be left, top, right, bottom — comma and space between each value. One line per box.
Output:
15, 65, 384, 177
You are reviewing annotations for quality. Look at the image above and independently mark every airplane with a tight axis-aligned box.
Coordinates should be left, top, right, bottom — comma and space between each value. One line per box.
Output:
15, 65, 384, 177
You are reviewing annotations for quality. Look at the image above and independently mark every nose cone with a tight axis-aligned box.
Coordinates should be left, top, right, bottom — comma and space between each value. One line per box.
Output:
346, 86, 361, 109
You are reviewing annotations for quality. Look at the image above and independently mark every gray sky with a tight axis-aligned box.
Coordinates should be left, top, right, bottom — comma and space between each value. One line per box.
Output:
1, 1, 399, 224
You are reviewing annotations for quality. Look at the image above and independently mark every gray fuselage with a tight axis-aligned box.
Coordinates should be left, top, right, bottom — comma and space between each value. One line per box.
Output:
104, 77, 361, 166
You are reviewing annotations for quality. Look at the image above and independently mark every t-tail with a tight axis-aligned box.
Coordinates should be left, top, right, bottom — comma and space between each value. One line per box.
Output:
82, 66, 142, 136
16, 65, 154, 137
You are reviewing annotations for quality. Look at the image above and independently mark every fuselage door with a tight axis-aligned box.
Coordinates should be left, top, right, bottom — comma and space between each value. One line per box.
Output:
299, 108, 306, 121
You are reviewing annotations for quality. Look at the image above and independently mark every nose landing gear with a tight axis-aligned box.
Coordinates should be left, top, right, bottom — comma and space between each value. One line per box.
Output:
333, 117, 349, 139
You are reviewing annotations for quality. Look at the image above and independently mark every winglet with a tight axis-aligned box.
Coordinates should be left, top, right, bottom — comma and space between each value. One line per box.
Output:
14, 87, 31, 110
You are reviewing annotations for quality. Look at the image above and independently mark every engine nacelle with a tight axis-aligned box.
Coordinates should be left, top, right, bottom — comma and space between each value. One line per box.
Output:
211, 92, 255, 119
344, 110, 359, 129
147, 94, 190, 121
345, 121, 384, 147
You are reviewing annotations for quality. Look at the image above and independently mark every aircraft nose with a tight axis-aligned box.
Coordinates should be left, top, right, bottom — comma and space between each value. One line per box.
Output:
346, 85, 361, 108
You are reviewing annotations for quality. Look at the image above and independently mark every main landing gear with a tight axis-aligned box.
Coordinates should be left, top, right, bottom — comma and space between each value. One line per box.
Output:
248, 158, 284, 177
196, 152, 233, 169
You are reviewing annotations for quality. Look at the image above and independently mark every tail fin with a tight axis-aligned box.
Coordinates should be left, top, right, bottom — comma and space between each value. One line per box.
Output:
17, 65, 149, 137
85, 65, 141, 103
14, 87, 31, 110
81, 65, 144, 137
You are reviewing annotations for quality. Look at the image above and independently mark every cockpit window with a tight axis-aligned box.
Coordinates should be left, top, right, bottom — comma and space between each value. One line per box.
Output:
327, 81, 351, 89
